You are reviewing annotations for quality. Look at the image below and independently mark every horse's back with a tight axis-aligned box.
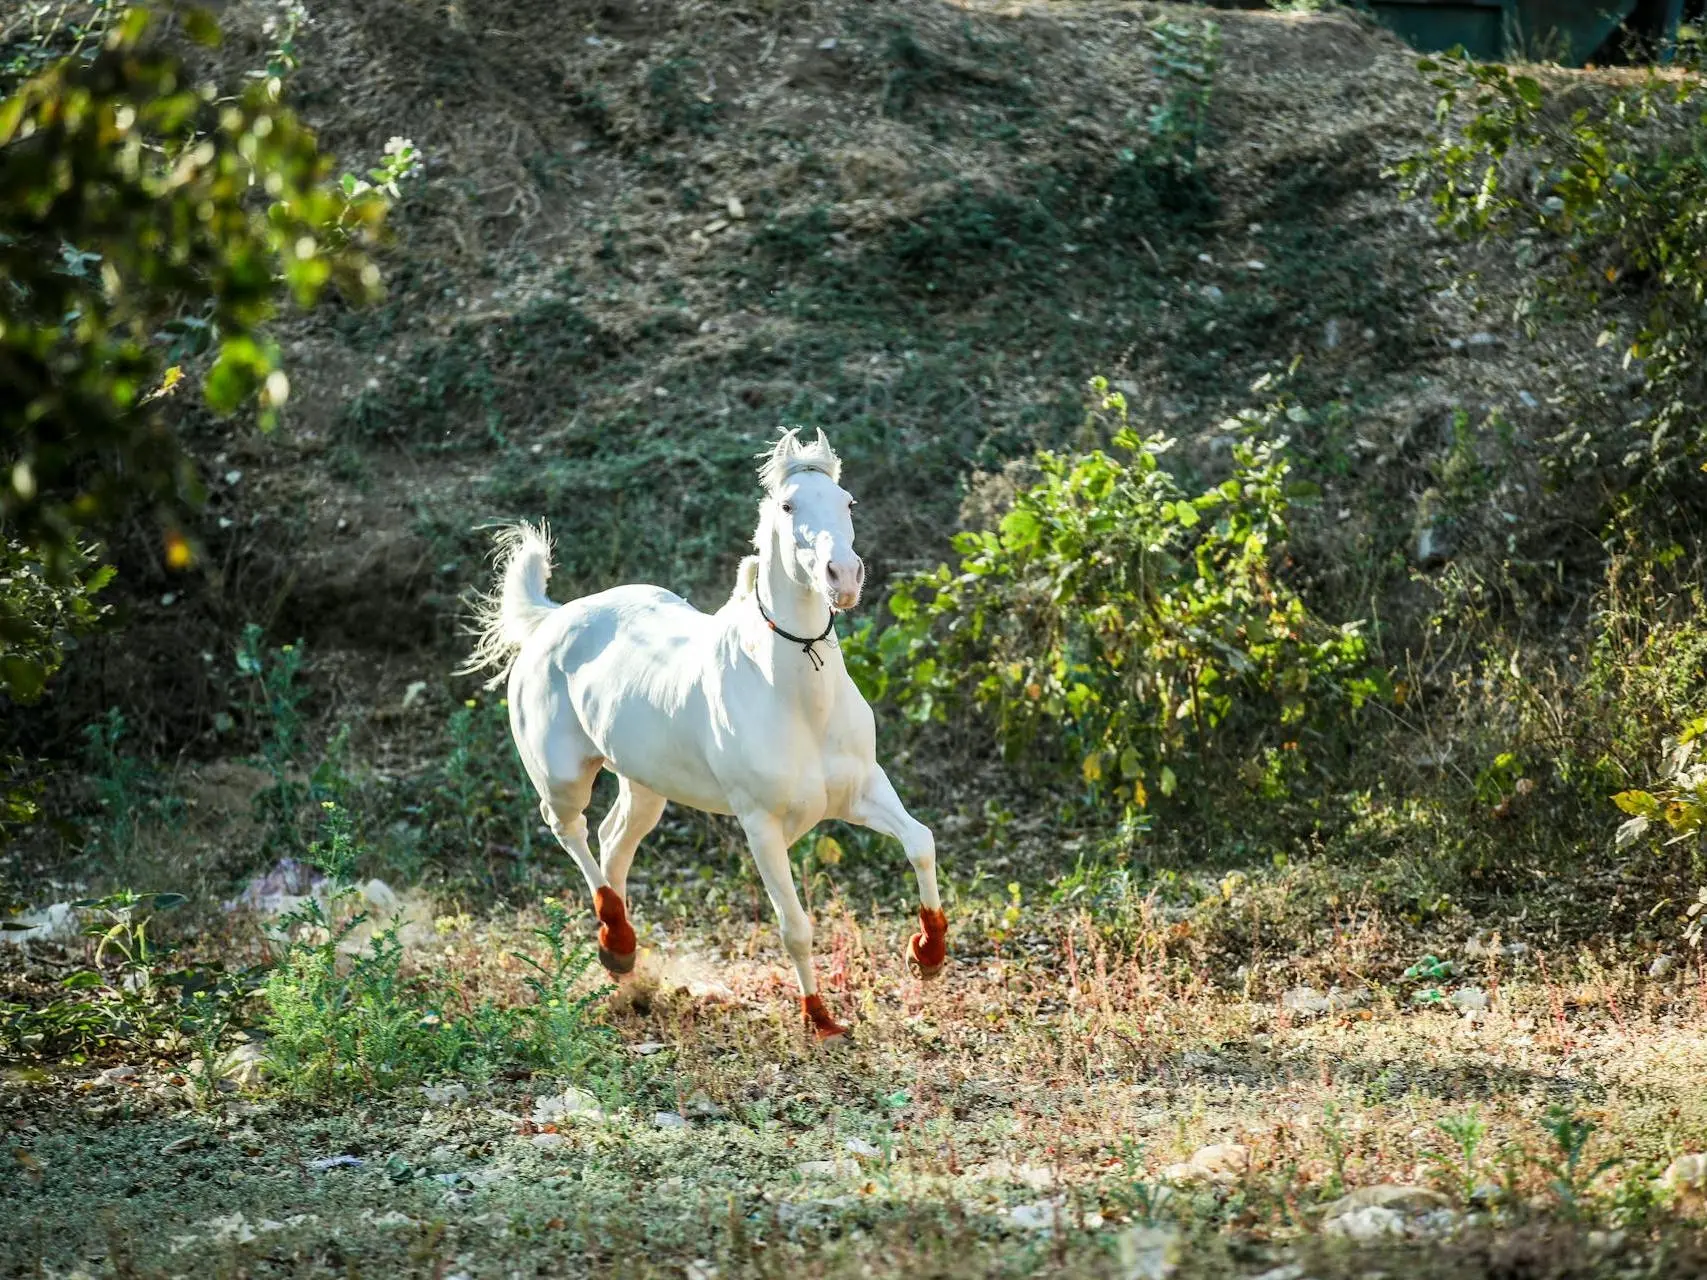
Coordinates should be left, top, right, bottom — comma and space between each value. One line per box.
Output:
550, 583, 709, 655
511, 583, 734, 808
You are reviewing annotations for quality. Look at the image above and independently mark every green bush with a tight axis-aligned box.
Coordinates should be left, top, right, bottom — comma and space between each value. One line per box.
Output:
0, 537, 111, 704
848, 377, 1377, 814
1398, 50, 1707, 503
0, 6, 412, 705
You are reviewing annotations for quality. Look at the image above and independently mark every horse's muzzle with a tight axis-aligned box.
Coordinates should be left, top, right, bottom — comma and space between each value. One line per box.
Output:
826, 557, 864, 611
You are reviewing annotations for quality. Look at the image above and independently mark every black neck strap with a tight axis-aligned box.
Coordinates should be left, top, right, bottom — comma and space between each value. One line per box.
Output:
756, 597, 838, 671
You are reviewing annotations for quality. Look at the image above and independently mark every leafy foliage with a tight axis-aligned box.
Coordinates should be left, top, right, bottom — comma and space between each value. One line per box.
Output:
1398, 51, 1707, 501
0, 535, 111, 702
0, 888, 249, 1064
0, 9, 392, 558
848, 378, 1376, 813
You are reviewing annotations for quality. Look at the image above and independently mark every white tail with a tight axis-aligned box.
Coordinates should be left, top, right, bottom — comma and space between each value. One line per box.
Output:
459, 521, 558, 686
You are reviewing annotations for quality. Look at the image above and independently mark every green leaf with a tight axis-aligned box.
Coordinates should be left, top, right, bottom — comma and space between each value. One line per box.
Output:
182, 7, 223, 46
1612, 789, 1660, 818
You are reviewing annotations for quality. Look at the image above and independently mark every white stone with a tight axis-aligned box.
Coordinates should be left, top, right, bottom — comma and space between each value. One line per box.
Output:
1118, 1224, 1181, 1279
532, 1087, 605, 1125
1323, 1204, 1404, 1239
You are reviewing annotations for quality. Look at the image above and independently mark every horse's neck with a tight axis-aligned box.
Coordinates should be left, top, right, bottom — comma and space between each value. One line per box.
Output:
756, 549, 831, 641
753, 547, 842, 708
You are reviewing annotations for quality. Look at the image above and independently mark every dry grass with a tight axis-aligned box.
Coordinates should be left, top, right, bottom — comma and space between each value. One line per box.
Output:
5, 885, 1707, 1277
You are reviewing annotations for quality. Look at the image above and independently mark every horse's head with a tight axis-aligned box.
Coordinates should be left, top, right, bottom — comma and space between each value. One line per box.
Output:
759, 428, 864, 611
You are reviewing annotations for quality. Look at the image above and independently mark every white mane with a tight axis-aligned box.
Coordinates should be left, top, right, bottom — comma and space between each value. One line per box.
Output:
758, 427, 841, 494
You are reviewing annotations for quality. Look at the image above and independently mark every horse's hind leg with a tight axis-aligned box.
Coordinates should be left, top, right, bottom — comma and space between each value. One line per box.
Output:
596, 776, 666, 904
539, 759, 637, 976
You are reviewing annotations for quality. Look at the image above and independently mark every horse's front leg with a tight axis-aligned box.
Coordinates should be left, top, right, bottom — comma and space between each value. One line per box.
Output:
738, 810, 848, 1042
848, 767, 947, 980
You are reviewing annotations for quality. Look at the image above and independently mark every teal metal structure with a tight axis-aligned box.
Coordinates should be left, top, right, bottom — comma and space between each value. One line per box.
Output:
1367, 0, 1684, 65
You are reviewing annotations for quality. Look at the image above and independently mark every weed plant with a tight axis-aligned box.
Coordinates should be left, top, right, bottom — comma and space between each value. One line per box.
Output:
262, 804, 617, 1097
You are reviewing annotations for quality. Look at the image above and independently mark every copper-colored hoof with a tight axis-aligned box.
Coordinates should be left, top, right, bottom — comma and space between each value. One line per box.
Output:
598, 945, 637, 976
906, 948, 945, 982
802, 993, 851, 1043
908, 906, 949, 980
593, 887, 637, 976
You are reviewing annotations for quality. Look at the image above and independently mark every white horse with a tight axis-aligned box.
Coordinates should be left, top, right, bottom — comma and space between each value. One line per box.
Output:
462, 429, 947, 1040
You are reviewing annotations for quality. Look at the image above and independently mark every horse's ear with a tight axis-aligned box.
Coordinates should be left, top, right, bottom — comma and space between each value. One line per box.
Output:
758, 428, 801, 493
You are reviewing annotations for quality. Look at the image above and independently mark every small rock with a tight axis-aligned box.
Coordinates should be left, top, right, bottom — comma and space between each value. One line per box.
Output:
1244, 259, 1266, 271
532, 1088, 605, 1125
530, 1133, 568, 1151
362, 879, 402, 917
1322, 1184, 1449, 1216
1249, 1266, 1305, 1280
1007, 1197, 1063, 1231
419, 1083, 468, 1105
1466, 331, 1498, 348
1449, 987, 1489, 1011
686, 1262, 717, 1280
1518, 390, 1539, 409
99, 1064, 139, 1084
844, 1137, 882, 1159
654, 1111, 687, 1129
1649, 954, 1676, 980
161, 1135, 199, 1155
0, 902, 80, 946
1283, 986, 1330, 1015
220, 1041, 270, 1089
817, 37, 838, 50
1414, 524, 1450, 568
1200, 284, 1224, 304
224, 469, 243, 486
630, 1040, 669, 1056
725, 196, 745, 220
308, 1154, 363, 1170
1658, 1153, 1707, 1197
1118, 1224, 1181, 1279
1323, 1204, 1404, 1240
1322, 318, 1341, 350
797, 1158, 858, 1178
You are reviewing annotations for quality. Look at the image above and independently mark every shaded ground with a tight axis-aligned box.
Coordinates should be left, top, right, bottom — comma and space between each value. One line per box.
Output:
5, 897, 1707, 1278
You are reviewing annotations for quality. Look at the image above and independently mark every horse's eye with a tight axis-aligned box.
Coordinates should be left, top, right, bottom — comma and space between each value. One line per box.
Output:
781, 502, 794, 515
848, 499, 857, 508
